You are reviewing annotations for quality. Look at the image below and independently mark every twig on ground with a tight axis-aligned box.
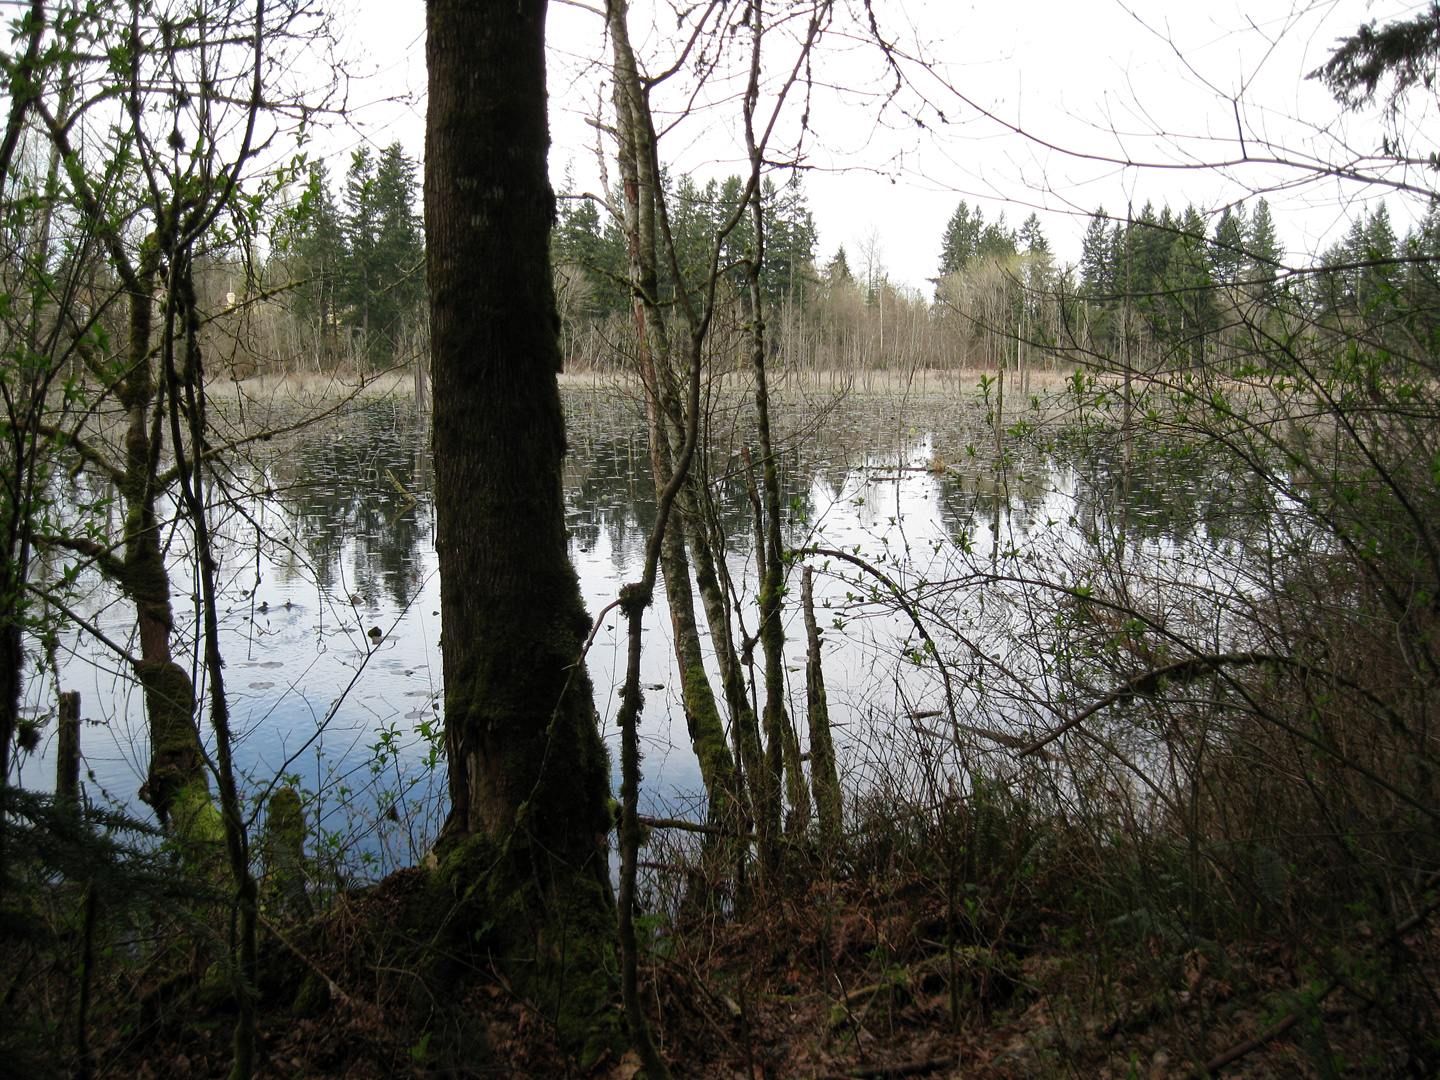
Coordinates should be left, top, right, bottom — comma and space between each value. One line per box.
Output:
815, 1055, 955, 1079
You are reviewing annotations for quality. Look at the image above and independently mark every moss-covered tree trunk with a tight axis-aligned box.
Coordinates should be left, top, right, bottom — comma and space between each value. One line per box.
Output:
676, 446, 767, 842
741, 8, 808, 848
425, 0, 620, 1065
609, 11, 741, 834
747, 202, 808, 849
116, 235, 208, 828
802, 566, 840, 851
684, 481, 766, 809
23, 107, 213, 835
44, 221, 207, 829
643, 377, 742, 833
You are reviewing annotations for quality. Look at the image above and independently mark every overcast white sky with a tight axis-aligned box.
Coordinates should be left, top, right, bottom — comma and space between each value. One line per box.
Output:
326, 0, 1427, 291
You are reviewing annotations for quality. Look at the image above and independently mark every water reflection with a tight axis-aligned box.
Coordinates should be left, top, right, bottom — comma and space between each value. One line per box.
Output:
25, 382, 1250, 880
271, 398, 434, 610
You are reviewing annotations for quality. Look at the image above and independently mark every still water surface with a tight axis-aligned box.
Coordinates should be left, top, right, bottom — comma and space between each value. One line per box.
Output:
20, 381, 1243, 875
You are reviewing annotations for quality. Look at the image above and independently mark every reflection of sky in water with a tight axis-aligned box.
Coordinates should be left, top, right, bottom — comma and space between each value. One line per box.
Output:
16, 385, 1269, 877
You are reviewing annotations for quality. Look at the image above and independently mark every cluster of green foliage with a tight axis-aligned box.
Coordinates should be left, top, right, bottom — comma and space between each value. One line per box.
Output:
938, 201, 1050, 276
552, 171, 817, 320
1074, 199, 1281, 356
271, 144, 424, 365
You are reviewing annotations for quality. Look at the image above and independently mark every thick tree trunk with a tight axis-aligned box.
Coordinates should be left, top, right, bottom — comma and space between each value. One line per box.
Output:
425, 0, 619, 1065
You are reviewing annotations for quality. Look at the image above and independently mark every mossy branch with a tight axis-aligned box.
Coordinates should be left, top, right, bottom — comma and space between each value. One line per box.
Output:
34, 532, 126, 583
24, 581, 138, 666
22, 423, 125, 486
68, 325, 122, 388
637, 814, 756, 841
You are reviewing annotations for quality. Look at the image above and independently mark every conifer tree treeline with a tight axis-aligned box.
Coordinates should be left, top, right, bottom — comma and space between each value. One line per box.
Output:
1069, 197, 1284, 368
272, 143, 425, 365
1076, 199, 1283, 307
1068, 195, 1438, 367
937, 200, 1043, 274
546, 172, 1433, 380
553, 172, 818, 321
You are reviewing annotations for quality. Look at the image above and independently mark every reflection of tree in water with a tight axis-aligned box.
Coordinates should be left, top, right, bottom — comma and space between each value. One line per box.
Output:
254, 390, 1287, 613
933, 446, 1051, 546
560, 389, 819, 563
930, 431, 1283, 552
269, 399, 432, 608
564, 433, 654, 561
1057, 437, 1281, 548
697, 444, 814, 547
238, 389, 1291, 623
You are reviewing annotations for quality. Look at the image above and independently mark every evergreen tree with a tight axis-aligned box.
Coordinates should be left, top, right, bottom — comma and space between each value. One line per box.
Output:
1165, 204, 1218, 363
1107, 221, 1128, 297
549, 169, 816, 327
554, 191, 625, 317
1131, 201, 1171, 304
1018, 212, 1050, 256
824, 245, 854, 285
341, 146, 378, 341
1312, 4, 1440, 114
273, 160, 344, 354
1359, 200, 1400, 313
1403, 202, 1440, 318
717, 175, 756, 298
1079, 208, 1113, 298
1246, 198, 1283, 283
939, 199, 983, 275
339, 143, 424, 363
1211, 204, 1248, 284
702, 174, 816, 307
371, 143, 425, 350
1016, 213, 1053, 308
976, 211, 1017, 262
668, 174, 719, 295
761, 176, 817, 307
554, 196, 605, 267
1317, 217, 1365, 313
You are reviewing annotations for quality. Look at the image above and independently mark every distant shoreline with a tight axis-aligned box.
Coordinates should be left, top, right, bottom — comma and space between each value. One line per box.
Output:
556, 365, 1078, 394
204, 364, 1082, 416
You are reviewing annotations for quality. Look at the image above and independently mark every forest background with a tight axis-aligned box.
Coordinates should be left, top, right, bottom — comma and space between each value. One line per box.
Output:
1, 0, 1439, 1079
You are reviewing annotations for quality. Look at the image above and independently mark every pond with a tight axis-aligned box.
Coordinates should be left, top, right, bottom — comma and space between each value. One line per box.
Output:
16, 376, 1261, 879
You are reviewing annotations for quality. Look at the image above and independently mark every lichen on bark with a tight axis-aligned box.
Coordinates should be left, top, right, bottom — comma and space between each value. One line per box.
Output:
260, 787, 311, 919
136, 657, 206, 824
